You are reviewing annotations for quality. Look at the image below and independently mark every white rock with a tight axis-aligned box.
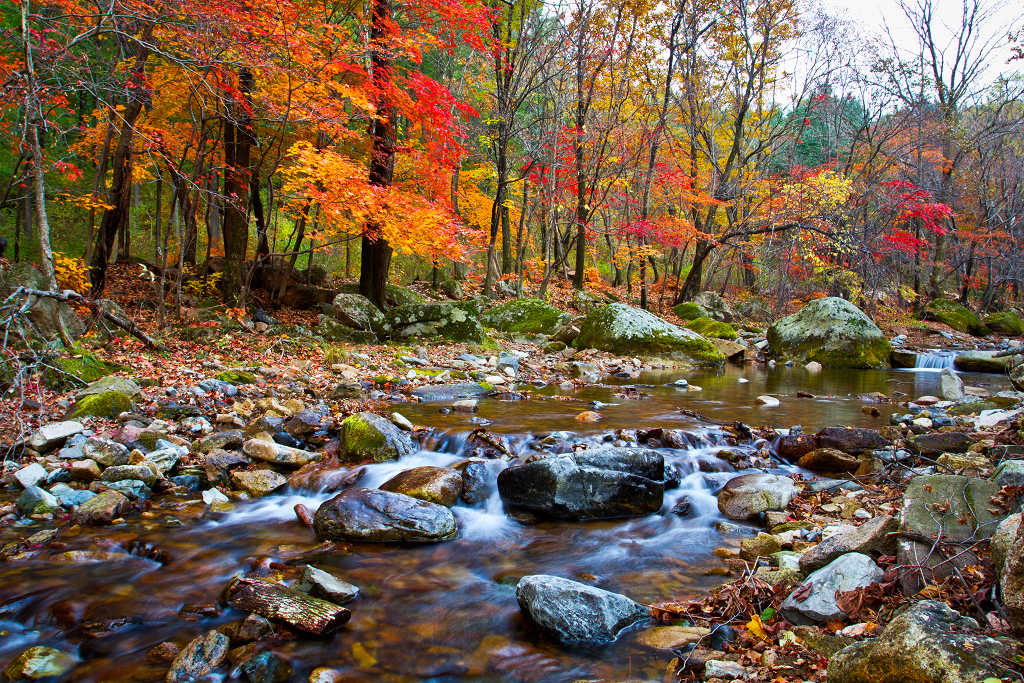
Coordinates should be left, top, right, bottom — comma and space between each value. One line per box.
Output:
14, 462, 47, 489
757, 395, 780, 407
28, 421, 84, 452
705, 660, 746, 678
737, 377, 750, 383
390, 412, 414, 431
202, 488, 229, 506
781, 552, 883, 624
938, 368, 965, 402
805, 361, 823, 373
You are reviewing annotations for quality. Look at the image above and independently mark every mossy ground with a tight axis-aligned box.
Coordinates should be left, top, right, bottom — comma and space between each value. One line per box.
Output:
43, 353, 128, 390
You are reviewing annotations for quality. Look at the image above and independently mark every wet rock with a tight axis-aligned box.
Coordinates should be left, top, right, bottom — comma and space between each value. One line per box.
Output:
49, 483, 96, 507
243, 438, 319, 467
797, 448, 860, 475
390, 412, 413, 431
101, 464, 158, 487
284, 409, 324, 438
27, 420, 84, 452
574, 303, 723, 363
82, 437, 130, 466
70, 459, 101, 481
165, 629, 229, 682
231, 469, 287, 497
781, 553, 883, 624
71, 489, 129, 524
908, 432, 973, 455
16, 486, 60, 515
767, 297, 891, 368
223, 576, 351, 635
104, 479, 151, 501
313, 488, 457, 542
717, 473, 796, 520
379, 466, 462, 507
294, 565, 359, 604
4, 646, 76, 680
828, 600, 1015, 682
799, 515, 897, 572
339, 412, 416, 463
939, 367, 965, 401
496, 448, 664, 520
815, 427, 888, 455
238, 651, 291, 683
459, 460, 494, 504
569, 361, 600, 382
514, 574, 649, 645
954, 350, 1010, 374
775, 433, 818, 461
924, 298, 988, 336
197, 430, 245, 454
202, 488, 230, 506
740, 533, 782, 560
411, 382, 493, 402
14, 462, 47, 489
634, 625, 711, 651
756, 394, 780, 407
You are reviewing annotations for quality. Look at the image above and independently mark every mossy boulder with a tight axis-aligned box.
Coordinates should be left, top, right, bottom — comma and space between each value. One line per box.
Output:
685, 316, 738, 340
672, 302, 703, 321
314, 315, 378, 344
766, 297, 891, 369
42, 352, 127, 390
340, 412, 416, 462
337, 283, 424, 307
330, 292, 385, 333
692, 291, 734, 322
67, 390, 133, 419
984, 311, 1024, 336
480, 298, 570, 334
924, 298, 988, 336
215, 369, 258, 385
382, 301, 485, 343
574, 303, 723, 364
953, 350, 1013, 374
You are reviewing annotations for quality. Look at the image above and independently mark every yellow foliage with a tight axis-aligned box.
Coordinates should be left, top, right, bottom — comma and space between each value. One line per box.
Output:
53, 252, 90, 295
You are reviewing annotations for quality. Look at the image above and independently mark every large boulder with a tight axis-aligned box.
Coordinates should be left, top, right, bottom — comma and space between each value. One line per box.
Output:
766, 297, 891, 368
496, 448, 664, 520
339, 412, 416, 462
954, 350, 1013, 374
717, 474, 796, 520
780, 553, 883, 624
329, 292, 385, 333
992, 512, 1020, 579
692, 291, 735, 322
514, 575, 649, 645
313, 488, 457, 542
480, 298, 571, 335
828, 600, 1016, 682
67, 390, 133, 419
337, 282, 424, 308
924, 298, 988, 336
574, 303, 723, 363
382, 301, 485, 342
0, 263, 85, 341
685, 316, 738, 340
379, 466, 462, 507
815, 427, 889, 454
984, 311, 1024, 336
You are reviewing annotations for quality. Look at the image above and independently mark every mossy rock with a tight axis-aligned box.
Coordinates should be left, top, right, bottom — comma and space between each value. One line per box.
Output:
214, 369, 258, 385
43, 353, 128, 391
0, 262, 86, 342
924, 298, 988, 336
68, 390, 133, 419
314, 315, 378, 344
339, 412, 415, 462
574, 303, 723, 364
672, 302, 702, 321
685, 316, 738, 340
337, 283, 425, 308
984, 311, 1024, 336
948, 396, 1020, 415
767, 297, 891, 369
480, 298, 571, 334
382, 301, 485, 343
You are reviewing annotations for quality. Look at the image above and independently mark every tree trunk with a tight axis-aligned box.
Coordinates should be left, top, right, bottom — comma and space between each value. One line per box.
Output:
220, 68, 255, 304
223, 576, 350, 636
359, 0, 396, 310
677, 241, 712, 302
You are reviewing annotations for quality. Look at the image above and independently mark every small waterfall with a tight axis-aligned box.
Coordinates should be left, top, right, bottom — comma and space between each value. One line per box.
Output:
914, 350, 957, 371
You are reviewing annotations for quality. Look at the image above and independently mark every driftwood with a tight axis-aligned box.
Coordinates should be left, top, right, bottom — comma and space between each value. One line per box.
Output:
12, 287, 165, 350
222, 576, 350, 635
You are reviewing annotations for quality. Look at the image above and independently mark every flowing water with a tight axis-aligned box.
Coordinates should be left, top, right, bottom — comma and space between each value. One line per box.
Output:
0, 364, 1012, 682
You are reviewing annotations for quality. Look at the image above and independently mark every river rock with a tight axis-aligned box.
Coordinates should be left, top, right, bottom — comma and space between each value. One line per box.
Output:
908, 432, 973, 455
16, 486, 60, 515
954, 350, 1010, 374
379, 466, 462, 507
196, 430, 245, 454
330, 292, 385, 332
72, 489, 129, 524
775, 433, 818, 461
411, 382, 493, 402
992, 512, 1020, 578
574, 303, 723, 363
70, 458, 101, 481
295, 565, 359, 604
382, 301, 485, 342
766, 297, 891, 368
924, 298, 988, 336
4, 646, 76, 680
81, 437, 130, 466
165, 629, 229, 682
797, 448, 860, 475
717, 473, 796, 520
339, 412, 416, 462
514, 574, 649, 645
238, 651, 291, 683
496, 448, 664, 520
459, 460, 494, 504
27, 420, 84, 452
781, 553, 883, 624
101, 464, 157, 487
481, 297, 570, 334
313, 488, 457, 542
75, 374, 141, 399
828, 600, 1016, 682
49, 483, 95, 507
231, 469, 286, 497
243, 438, 319, 467
939, 368, 965, 401
799, 515, 897, 572
634, 625, 711, 651
815, 427, 888, 454
900, 474, 1000, 541
14, 462, 47, 489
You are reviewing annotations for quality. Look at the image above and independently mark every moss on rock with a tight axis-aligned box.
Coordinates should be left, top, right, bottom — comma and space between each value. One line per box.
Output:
383, 301, 485, 342
339, 412, 415, 462
767, 297, 891, 369
685, 316, 738, 340
480, 298, 570, 334
214, 369, 258, 385
68, 390, 133, 418
983, 311, 1024, 336
43, 352, 128, 390
924, 298, 988, 336
672, 302, 702, 321
574, 303, 724, 364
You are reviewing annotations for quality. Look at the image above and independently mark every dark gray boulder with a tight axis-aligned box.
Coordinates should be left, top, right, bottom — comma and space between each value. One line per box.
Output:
514, 574, 649, 645
313, 488, 457, 542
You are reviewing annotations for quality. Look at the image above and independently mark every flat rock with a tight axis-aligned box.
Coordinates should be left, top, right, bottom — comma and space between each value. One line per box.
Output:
231, 469, 287, 497
14, 462, 47, 489
165, 629, 229, 683
781, 553, 883, 624
295, 565, 359, 604
799, 515, 897, 572
243, 438, 319, 467
717, 473, 796, 520
71, 489, 129, 525
798, 448, 860, 475
28, 421, 84, 452
379, 466, 462, 507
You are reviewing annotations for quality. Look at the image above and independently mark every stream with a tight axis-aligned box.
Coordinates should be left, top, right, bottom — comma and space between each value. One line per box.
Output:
0, 362, 1012, 682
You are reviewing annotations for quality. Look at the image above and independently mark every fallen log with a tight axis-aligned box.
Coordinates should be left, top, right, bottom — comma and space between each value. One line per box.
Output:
221, 576, 350, 635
